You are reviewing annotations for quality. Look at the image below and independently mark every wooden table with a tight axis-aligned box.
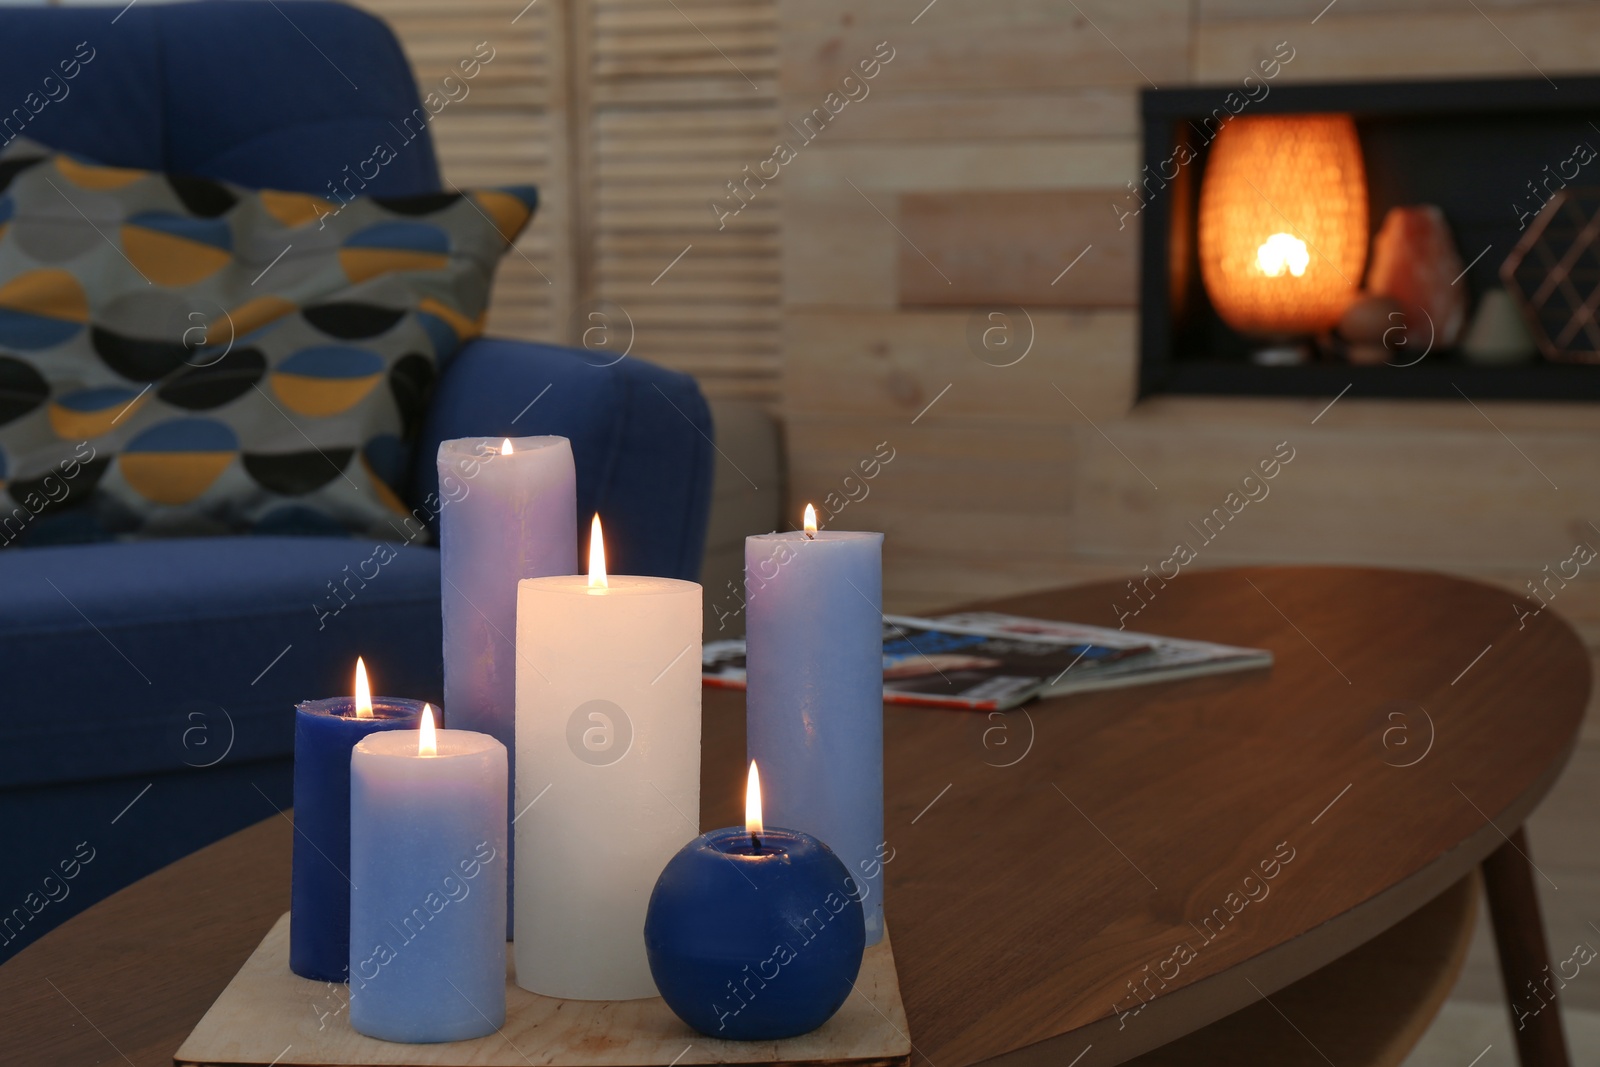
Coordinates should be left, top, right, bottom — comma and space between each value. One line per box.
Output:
1, 567, 1586, 1066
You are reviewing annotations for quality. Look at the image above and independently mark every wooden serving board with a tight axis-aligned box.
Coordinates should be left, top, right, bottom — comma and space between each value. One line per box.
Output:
176, 913, 911, 1067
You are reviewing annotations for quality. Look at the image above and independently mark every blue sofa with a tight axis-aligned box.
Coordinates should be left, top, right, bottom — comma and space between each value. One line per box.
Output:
0, 1, 714, 962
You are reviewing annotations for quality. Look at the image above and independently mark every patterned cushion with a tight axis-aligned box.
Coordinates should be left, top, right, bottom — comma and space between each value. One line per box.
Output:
0, 138, 535, 545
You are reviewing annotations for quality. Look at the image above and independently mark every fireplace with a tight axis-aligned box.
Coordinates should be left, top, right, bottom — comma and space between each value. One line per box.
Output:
1138, 75, 1600, 401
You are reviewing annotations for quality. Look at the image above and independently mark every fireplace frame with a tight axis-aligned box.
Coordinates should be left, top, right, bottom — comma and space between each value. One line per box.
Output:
1138, 74, 1600, 401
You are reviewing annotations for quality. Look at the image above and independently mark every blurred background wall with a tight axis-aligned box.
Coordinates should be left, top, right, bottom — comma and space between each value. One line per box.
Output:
353, 0, 1600, 642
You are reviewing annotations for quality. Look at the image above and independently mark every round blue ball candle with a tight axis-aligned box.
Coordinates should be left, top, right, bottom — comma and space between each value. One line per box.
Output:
290, 658, 427, 982
643, 763, 866, 1040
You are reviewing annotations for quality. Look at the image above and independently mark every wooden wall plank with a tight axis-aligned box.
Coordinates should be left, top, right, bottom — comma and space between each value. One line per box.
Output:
897, 190, 1138, 308
1200, 0, 1597, 18
806, 89, 1139, 143
784, 309, 1137, 423
1198, 9, 1600, 82
786, 141, 1138, 193
1067, 413, 1600, 571
781, 188, 899, 309
779, 0, 1192, 93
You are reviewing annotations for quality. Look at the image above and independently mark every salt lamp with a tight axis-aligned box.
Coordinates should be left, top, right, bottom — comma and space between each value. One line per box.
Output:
1367, 205, 1468, 349
1198, 113, 1368, 336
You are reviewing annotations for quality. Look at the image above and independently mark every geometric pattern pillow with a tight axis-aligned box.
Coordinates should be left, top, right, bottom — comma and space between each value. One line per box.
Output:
0, 137, 535, 547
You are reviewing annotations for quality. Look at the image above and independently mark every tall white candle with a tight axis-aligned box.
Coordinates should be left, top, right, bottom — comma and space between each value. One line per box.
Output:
514, 517, 701, 1000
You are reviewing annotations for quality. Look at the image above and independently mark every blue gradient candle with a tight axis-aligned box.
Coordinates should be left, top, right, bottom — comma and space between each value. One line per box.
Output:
290, 658, 426, 982
745, 511, 885, 944
438, 435, 576, 937
349, 710, 508, 1043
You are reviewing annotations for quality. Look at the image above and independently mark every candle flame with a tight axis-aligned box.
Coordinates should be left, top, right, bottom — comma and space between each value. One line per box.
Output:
803, 503, 817, 538
419, 704, 437, 756
745, 760, 763, 837
588, 514, 608, 589
354, 657, 373, 718
502, 438, 513, 455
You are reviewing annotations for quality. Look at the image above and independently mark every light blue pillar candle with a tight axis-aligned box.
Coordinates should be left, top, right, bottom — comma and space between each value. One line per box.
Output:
349, 716, 507, 1043
438, 435, 575, 937
744, 526, 886, 945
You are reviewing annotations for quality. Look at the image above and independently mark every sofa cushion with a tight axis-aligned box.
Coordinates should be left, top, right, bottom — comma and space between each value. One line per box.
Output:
0, 537, 444, 790
0, 0, 442, 197
0, 138, 536, 544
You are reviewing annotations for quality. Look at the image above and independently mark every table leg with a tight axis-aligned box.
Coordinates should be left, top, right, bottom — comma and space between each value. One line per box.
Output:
1481, 826, 1570, 1067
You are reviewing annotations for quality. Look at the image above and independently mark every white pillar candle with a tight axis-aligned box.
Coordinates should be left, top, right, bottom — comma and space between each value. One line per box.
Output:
514, 517, 701, 1000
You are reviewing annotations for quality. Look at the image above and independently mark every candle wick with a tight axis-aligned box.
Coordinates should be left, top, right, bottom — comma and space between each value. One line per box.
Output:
750, 832, 761, 852
804, 530, 814, 540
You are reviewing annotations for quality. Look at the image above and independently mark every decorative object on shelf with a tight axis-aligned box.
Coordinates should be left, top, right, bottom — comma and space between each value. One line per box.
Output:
746, 506, 887, 946
1502, 187, 1600, 362
348, 708, 508, 1043
644, 761, 867, 1040
1366, 205, 1468, 352
1461, 289, 1538, 365
290, 658, 427, 983
438, 434, 575, 938
1337, 293, 1405, 365
1250, 344, 1310, 366
513, 515, 702, 1000
1197, 113, 1368, 337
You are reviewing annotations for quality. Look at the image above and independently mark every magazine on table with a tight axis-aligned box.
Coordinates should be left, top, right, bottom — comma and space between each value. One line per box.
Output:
702, 610, 1272, 711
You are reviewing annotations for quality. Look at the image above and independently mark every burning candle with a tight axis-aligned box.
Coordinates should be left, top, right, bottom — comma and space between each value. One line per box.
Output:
348, 707, 508, 1042
514, 515, 701, 999
745, 506, 886, 944
438, 434, 576, 937
644, 761, 866, 1039
289, 658, 427, 982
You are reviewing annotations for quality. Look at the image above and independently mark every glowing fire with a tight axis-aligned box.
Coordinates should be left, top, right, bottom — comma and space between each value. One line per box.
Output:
588, 514, 608, 589
419, 704, 437, 757
1256, 232, 1310, 278
502, 438, 514, 455
745, 760, 764, 837
803, 503, 817, 538
354, 657, 373, 719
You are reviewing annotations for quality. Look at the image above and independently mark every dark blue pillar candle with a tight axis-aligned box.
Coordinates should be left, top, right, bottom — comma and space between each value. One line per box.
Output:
643, 826, 866, 1040
290, 694, 426, 982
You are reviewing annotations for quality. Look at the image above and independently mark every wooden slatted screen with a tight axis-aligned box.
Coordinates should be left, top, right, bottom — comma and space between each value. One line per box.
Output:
355, 0, 568, 345
583, 0, 781, 403
358, 0, 781, 405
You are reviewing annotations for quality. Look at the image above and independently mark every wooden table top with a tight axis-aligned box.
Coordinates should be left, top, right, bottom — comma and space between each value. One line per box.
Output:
1, 566, 1587, 1067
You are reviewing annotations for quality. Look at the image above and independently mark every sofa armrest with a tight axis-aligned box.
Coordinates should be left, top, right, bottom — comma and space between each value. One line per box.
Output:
411, 337, 715, 581
699, 399, 785, 638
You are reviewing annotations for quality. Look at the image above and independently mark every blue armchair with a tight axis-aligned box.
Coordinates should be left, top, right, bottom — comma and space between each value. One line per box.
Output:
0, 1, 714, 962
